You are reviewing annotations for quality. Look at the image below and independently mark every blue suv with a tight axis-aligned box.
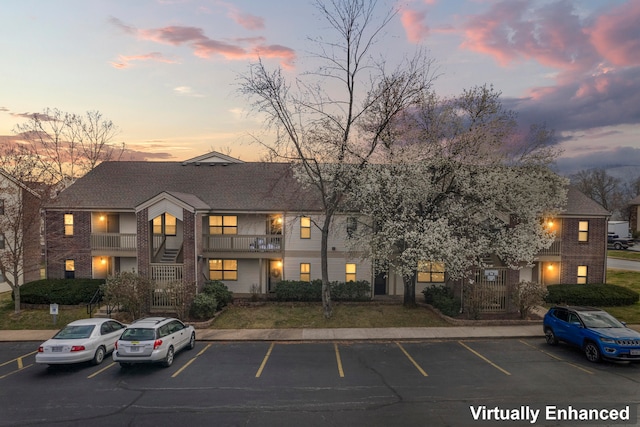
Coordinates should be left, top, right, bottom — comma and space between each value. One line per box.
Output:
543, 306, 640, 363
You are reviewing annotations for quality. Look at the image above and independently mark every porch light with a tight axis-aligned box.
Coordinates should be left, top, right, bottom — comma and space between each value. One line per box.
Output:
547, 220, 554, 227
547, 263, 554, 271
99, 215, 105, 221
276, 261, 283, 268
101, 257, 106, 265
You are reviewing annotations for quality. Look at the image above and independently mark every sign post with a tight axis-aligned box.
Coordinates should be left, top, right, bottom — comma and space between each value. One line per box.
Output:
50, 303, 59, 325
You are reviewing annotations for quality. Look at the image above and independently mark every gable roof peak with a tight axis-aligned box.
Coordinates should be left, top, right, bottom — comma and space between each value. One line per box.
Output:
182, 151, 244, 166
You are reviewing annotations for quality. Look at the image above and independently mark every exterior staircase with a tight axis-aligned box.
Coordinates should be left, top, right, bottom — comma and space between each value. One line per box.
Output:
160, 247, 179, 263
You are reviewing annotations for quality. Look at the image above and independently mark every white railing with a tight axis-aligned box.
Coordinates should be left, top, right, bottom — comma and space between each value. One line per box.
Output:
90, 233, 137, 250
472, 268, 509, 313
150, 263, 183, 284
203, 234, 283, 252
538, 239, 562, 256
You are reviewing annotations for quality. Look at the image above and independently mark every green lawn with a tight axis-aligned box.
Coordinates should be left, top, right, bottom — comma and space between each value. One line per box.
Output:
602, 269, 640, 323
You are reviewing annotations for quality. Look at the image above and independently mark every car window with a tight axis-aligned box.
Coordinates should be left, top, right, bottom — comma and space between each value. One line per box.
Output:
121, 328, 156, 341
553, 309, 568, 322
53, 325, 95, 339
169, 321, 184, 334
100, 323, 110, 335
567, 313, 581, 325
580, 311, 624, 328
158, 324, 170, 338
108, 321, 125, 332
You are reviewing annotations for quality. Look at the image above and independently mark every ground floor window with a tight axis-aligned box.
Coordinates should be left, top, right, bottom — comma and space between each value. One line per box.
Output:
577, 265, 587, 284
300, 263, 310, 282
346, 263, 356, 282
209, 259, 237, 281
65, 259, 75, 279
417, 261, 445, 283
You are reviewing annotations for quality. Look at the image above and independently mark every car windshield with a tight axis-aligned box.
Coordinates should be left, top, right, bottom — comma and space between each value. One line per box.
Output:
579, 311, 625, 328
53, 325, 95, 339
120, 328, 156, 341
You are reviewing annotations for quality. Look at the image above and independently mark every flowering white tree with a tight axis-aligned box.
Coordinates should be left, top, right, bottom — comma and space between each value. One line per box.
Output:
347, 85, 568, 306
239, 0, 435, 318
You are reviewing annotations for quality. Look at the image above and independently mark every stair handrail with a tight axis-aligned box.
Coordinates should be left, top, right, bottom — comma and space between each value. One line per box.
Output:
86, 287, 104, 318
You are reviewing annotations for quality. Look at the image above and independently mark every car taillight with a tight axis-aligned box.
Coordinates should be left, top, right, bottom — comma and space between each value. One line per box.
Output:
115, 341, 118, 350
153, 339, 163, 349
38, 346, 44, 353
70, 346, 85, 352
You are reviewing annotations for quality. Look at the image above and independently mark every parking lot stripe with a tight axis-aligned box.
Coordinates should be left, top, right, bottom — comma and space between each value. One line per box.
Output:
87, 362, 116, 379
334, 343, 344, 378
255, 342, 274, 378
518, 340, 594, 374
0, 351, 37, 368
458, 341, 511, 376
172, 343, 212, 378
396, 342, 428, 377
0, 363, 33, 379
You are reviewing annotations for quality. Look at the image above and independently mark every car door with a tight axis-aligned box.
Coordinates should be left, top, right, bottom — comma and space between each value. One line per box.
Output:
102, 321, 125, 353
169, 320, 188, 350
562, 312, 586, 346
550, 308, 570, 341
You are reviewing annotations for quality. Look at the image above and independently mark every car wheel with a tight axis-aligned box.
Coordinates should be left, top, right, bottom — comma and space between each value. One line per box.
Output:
614, 242, 622, 250
188, 332, 196, 350
92, 346, 106, 365
584, 341, 601, 363
544, 328, 558, 345
163, 346, 175, 367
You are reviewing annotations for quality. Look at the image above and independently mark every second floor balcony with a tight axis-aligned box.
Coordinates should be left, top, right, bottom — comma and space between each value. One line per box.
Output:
202, 234, 283, 253
91, 233, 137, 251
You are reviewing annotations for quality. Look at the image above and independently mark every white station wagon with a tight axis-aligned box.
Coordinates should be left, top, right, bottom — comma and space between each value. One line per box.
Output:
113, 317, 195, 368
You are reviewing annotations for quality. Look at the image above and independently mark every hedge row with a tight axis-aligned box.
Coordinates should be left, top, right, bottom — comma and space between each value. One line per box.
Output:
422, 285, 461, 317
14, 279, 104, 305
273, 280, 371, 302
544, 284, 639, 307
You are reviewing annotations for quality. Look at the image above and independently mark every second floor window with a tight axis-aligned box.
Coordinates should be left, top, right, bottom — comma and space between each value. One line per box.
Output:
153, 213, 177, 236
64, 214, 74, 236
300, 217, 311, 239
209, 215, 237, 235
300, 263, 310, 282
417, 261, 445, 283
578, 221, 589, 242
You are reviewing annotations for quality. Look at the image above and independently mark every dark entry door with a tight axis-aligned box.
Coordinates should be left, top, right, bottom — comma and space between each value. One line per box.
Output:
374, 271, 387, 295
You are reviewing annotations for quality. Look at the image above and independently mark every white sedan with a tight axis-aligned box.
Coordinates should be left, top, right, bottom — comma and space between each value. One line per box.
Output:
36, 318, 127, 365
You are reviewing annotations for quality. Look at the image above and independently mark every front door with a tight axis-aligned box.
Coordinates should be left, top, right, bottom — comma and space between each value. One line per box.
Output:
374, 271, 387, 295
268, 260, 282, 292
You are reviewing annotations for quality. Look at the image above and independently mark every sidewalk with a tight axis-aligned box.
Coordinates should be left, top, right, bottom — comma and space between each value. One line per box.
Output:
0, 324, 544, 343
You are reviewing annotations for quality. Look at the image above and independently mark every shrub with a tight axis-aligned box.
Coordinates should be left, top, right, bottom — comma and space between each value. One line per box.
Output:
202, 280, 233, 310
273, 280, 372, 302
545, 284, 639, 307
422, 285, 460, 317
189, 293, 219, 320
15, 279, 103, 305
102, 272, 152, 319
511, 281, 547, 319
331, 280, 371, 301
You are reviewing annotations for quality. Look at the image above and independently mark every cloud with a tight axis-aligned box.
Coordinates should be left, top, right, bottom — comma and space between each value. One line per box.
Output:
173, 86, 205, 97
110, 18, 296, 68
588, 1, 640, 67
110, 52, 179, 69
216, 1, 265, 30
401, 7, 430, 43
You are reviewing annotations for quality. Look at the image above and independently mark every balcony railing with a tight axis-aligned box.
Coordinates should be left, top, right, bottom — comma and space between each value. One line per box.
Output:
151, 263, 183, 284
537, 239, 562, 256
91, 233, 137, 251
202, 234, 283, 252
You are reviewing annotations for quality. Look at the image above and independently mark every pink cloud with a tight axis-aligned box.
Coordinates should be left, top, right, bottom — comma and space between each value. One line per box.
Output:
215, 1, 265, 30
401, 8, 430, 43
110, 52, 178, 69
588, 1, 640, 67
139, 26, 207, 45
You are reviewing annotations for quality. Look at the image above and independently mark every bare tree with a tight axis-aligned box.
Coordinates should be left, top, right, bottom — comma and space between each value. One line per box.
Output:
0, 144, 47, 313
13, 108, 124, 191
570, 168, 622, 216
239, 0, 435, 318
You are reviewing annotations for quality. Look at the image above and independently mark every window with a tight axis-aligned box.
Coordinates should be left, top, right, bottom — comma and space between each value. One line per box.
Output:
64, 214, 74, 236
153, 216, 163, 234
346, 217, 357, 237
417, 261, 445, 283
153, 214, 177, 235
209, 215, 237, 235
300, 263, 310, 282
209, 259, 238, 281
578, 221, 589, 242
269, 215, 283, 235
0, 234, 4, 250
65, 259, 75, 279
300, 217, 311, 239
346, 263, 356, 282
577, 265, 588, 284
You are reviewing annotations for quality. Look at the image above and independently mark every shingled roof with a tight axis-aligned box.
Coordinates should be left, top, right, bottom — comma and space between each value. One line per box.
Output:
47, 161, 323, 212
563, 186, 610, 217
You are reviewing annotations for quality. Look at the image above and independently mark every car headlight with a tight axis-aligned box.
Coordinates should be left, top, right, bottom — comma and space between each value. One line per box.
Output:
599, 337, 615, 344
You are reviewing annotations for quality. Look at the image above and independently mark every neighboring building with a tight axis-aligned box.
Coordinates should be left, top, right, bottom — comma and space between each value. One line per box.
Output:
43, 153, 610, 313
0, 169, 42, 292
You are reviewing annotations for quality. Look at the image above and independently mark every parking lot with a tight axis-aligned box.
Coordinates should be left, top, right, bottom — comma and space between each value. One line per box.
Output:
1, 338, 639, 426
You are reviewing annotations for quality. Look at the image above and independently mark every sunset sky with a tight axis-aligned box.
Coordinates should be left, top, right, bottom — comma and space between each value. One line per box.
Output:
1, 0, 639, 174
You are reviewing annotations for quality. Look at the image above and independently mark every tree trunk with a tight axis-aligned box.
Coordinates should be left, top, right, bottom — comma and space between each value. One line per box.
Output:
403, 272, 417, 307
321, 215, 332, 318
13, 286, 21, 314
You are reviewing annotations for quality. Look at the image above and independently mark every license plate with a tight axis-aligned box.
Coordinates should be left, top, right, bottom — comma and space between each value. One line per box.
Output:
631, 349, 640, 355
128, 346, 141, 353
52, 346, 63, 352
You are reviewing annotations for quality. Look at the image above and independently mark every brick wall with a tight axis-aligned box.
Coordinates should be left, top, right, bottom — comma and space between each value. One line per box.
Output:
560, 217, 607, 284
45, 210, 92, 279
136, 208, 149, 276
21, 188, 42, 283
182, 209, 196, 285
